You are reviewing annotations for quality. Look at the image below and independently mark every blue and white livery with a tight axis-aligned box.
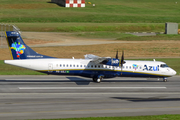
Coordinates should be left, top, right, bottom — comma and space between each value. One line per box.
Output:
4, 31, 176, 83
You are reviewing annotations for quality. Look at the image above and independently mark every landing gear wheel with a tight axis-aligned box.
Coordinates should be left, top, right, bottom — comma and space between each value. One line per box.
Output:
92, 77, 102, 83
163, 78, 167, 82
96, 78, 101, 83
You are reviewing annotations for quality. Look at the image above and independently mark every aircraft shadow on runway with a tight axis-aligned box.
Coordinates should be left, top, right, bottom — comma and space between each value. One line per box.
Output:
66, 77, 90, 85
0, 77, 162, 84
66, 77, 162, 83
111, 97, 180, 102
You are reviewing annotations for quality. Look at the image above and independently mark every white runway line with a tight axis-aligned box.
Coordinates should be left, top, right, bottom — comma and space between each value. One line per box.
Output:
6, 79, 62, 80
18, 87, 167, 90
2, 92, 180, 95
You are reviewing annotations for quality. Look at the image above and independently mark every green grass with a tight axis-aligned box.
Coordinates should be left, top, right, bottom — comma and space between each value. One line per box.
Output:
31, 114, 180, 120
117, 34, 180, 41
11, 23, 166, 32
0, 0, 180, 23
1, 58, 180, 75
73, 32, 180, 40
1, 0, 180, 33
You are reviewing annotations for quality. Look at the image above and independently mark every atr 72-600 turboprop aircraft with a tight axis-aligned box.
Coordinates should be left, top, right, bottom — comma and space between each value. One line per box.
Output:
4, 31, 176, 83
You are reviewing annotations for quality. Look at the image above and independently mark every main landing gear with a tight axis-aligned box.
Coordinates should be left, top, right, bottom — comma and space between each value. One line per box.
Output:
92, 75, 104, 83
163, 77, 167, 82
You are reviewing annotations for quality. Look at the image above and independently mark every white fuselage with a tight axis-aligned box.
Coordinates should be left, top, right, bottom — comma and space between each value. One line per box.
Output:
4, 58, 176, 78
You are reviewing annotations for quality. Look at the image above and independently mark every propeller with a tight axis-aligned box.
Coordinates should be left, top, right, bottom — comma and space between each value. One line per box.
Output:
120, 50, 125, 75
115, 50, 125, 75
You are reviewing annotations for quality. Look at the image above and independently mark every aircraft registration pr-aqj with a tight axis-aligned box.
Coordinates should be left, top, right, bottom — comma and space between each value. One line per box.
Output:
4, 31, 176, 83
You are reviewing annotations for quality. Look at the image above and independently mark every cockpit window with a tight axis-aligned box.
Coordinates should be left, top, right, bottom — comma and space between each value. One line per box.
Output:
160, 64, 169, 68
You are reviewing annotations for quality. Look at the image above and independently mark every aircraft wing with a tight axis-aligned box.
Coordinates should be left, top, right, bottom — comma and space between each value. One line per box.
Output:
84, 54, 110, 64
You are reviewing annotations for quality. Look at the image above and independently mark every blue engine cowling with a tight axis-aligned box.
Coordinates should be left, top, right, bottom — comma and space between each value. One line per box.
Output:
103, 58, 120, 66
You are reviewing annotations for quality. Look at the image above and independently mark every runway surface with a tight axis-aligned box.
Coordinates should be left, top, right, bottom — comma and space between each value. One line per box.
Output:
0, 75, 180, 120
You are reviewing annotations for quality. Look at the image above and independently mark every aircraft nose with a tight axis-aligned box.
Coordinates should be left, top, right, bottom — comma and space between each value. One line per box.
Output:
172, 69, 177, 75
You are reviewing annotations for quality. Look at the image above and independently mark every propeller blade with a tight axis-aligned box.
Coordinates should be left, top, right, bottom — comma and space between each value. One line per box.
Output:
115, 50, 118, 59
120, 50, 124, 75
121, 50, 124, 66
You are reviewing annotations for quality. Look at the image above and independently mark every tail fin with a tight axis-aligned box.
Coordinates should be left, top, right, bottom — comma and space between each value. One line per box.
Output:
5, 31, 54, 60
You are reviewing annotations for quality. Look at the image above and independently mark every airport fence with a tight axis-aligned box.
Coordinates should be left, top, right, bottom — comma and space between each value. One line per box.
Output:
0, 23, 20, 48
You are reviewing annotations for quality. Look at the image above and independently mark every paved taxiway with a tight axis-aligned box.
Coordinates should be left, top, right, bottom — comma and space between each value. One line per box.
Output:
0, 75, 180, 120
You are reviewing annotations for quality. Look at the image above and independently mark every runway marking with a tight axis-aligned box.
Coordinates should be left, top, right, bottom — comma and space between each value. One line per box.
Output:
6, 79, 63, 80
1, 92, 180, 95
18, 87, 166, 90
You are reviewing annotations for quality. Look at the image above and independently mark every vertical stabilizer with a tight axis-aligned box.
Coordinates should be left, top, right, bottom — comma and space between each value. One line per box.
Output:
5, 31, 54, 59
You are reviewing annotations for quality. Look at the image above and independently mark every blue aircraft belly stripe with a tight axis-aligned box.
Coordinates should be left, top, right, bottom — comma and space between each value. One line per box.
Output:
38, 69, 171, 78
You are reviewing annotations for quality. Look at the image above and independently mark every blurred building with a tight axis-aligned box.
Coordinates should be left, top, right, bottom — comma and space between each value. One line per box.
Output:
51, 0, 85, 7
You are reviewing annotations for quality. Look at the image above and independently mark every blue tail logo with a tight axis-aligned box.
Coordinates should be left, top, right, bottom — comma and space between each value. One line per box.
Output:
11, 42, 26, 58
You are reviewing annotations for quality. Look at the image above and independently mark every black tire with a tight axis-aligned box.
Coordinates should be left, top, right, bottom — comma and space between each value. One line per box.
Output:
93, 78, 97, 82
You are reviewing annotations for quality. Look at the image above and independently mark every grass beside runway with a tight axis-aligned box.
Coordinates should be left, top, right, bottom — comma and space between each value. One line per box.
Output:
4, 23, 180, 40
74, 32, 180, 40
11, 23, 166, 33
1, 0, 180, 33
0, 58, 180, 75
1, 0, 180, 23
32, 114, 180, 120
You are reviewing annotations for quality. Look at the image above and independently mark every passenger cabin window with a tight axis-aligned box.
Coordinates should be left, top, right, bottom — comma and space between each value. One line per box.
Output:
91, 65, 93, 68
160, 64, 169, 68
80, 65, 82, 67
60, 64, 62, 67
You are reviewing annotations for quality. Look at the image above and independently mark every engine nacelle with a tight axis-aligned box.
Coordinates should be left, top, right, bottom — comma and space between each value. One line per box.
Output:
103, 58, 120, 66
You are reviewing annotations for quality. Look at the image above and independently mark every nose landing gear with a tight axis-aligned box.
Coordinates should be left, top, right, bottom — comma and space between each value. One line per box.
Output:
163, 77, 167, 82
